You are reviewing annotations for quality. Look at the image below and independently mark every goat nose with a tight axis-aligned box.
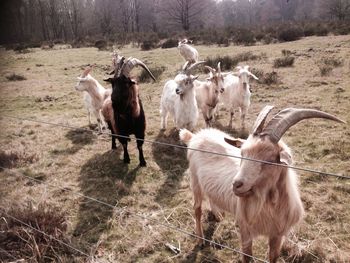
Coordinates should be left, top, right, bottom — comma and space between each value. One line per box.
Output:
175, 89, 180, 94
233, 180, 243, 190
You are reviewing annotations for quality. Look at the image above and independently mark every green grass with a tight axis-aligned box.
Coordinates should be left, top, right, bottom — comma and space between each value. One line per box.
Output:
0, 36, 350, 262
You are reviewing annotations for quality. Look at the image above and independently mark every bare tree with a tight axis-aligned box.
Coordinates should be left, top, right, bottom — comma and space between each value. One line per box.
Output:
161, 0, 210, 31
322, 0, 350, 20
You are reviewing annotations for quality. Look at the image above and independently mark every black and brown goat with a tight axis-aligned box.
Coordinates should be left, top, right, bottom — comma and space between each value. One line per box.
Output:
104, 53, 155, 166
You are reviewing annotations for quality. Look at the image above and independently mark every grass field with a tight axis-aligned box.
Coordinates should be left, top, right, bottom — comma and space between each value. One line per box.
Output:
0, 35, 350, 263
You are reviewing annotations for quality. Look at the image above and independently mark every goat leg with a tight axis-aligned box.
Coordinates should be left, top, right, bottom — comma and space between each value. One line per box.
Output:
136, 138, 146, 167
240, 227, 253, 263
269, 235, 283, 263
121, 141, 130, 164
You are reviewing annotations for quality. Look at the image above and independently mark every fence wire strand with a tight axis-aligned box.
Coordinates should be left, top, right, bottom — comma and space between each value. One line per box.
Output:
1, 114, 349, 180
0, 166, 267, 263
0, 206, 90, 258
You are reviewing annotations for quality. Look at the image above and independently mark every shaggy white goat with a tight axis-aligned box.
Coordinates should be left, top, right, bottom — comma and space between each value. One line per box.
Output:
180, 106, 344, 263
160, 61, 204, 131
221, 65, 258, 129
75, 67, 111, 132
194, 62, 231, 127
178, 39, 199, 64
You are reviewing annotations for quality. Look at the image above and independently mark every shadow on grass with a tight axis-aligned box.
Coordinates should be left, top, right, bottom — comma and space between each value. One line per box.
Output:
152, 129, 188, 205
212, 120, 249, 139
73, 149, 140, 248
180, 213, 221, 263
51, 128, 97, 155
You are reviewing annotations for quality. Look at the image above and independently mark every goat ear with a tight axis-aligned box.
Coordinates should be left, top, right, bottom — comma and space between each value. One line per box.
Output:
77, 77, 86, 81
104, 78, 113, 83
279, 149, 292, 165
224, 137, 245, 148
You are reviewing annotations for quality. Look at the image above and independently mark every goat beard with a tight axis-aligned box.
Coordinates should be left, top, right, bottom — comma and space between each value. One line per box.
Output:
237, 188, 266, 225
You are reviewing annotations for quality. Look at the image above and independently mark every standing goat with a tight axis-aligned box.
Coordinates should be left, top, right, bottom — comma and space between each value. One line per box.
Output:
221, 65, 258, 129
180, 106, 344, 263
160, 61, 204, 131
104, 53, 155, 166
75, 67, 112, 132
178, 39, 199, 64
194, 62, 228, 127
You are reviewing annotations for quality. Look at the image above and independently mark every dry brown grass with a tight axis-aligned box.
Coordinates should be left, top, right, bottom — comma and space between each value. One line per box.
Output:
0, 35, 349, 262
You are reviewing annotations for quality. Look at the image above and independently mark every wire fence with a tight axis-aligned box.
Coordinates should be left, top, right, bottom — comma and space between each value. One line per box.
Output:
0, 114, 348, 262
1, 114, 349, 180
0, 166, 268, 263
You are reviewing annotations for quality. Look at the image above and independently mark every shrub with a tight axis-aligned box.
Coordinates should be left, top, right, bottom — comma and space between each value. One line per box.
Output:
261, 71, 279, 85
139, 66, 166, 83
140, 33, 159, 51
277, 26, 303, 42
0, 150, 37, 169
273, 56, 295, 68
0, 204, 73, 262
205, 52, 260, 71
234, 28, 256, 45
161, 39, 178, 49
321, 57, 343, 67
6, 73, 27, 81
95, 39, 108, 50
315, 25, 329, 36
319, 64, 333, 76
217, 36, 230, 47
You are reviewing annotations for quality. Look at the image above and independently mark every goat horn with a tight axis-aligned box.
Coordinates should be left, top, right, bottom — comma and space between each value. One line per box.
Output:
184, 61, 205, 75
261, 108, 346, 143
251, 105, 274, 135
204, 66, 216, 74
217, 62, 221, 73
122, 57, 156, 81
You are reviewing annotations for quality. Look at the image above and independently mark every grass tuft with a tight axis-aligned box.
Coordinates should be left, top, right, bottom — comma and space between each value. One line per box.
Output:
6, 73, 27, 81
0, 204, 78, 262
273, 56, 295, 68
205, 52, 260, 71
0, 150, 38, 170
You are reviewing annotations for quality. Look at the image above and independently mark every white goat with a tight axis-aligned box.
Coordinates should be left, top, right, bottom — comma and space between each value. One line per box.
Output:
75, 67, 112, 132
221, 65, 258, 129
194, 62, 230, 127
160, 62, 204, 131
180, 106, 344, 263
178, 39, 199, 64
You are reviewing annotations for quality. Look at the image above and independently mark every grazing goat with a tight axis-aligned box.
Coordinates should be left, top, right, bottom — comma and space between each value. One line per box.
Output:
75, 67, 112, 132
178, 39, 199, 64
221, 65, 258, 129
104, 53, 155, 166
160, 61, 205, 131
194, 62, 229, 127
180, 106, 344, 263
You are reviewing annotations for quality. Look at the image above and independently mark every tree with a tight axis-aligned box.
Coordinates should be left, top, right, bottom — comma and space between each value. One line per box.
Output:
322, 0, 350, 20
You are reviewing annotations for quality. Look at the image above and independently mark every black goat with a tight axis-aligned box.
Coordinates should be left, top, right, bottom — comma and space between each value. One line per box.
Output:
104, 54, 155, 166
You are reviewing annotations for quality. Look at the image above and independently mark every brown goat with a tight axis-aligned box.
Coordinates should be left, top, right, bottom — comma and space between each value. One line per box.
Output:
180, 105, 344, 263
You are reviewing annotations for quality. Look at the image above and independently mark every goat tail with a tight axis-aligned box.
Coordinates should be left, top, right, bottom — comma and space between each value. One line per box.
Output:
179, 129, 193, 145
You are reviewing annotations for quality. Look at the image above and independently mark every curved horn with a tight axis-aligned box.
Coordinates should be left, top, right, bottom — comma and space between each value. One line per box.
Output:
251, 105, 274, 135
121, 57, 156, 81
261, 108, 346, 143
204, 65, 215, 74
184, 61, 205, 75
217, 62, 221, 73
112, 53, 125, 77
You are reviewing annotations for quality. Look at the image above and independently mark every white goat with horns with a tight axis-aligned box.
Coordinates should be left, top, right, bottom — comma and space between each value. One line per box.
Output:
75, 67, 111, 132
221, 65, 258, 129
180, 105, 345, 263
194, 62, 232, 127
160, 61, 205, 131
178, 39, 199, 64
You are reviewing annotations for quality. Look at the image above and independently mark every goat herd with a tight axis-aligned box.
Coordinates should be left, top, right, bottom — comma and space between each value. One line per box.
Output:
74, 39, 345, 263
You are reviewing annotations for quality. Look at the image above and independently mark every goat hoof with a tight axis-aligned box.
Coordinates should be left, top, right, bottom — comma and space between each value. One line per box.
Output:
124, 158, 130, 164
